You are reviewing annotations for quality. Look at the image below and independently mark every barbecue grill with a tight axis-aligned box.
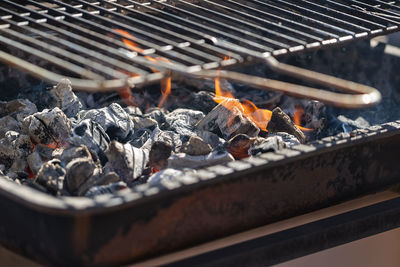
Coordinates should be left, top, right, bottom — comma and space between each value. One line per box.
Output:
2, 0, 400, 107
1, 1, 400, 266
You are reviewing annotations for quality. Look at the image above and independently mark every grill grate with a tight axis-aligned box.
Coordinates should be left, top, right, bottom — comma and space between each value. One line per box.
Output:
0, 0, 400, 100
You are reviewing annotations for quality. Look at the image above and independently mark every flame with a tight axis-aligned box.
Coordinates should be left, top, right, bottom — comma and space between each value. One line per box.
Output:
214, 75, 271, 131
293, 107, 313, 132
114, 29, 172, 108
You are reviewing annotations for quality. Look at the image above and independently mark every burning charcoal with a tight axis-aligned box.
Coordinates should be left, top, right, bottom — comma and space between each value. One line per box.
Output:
0, 131, 31, 168
78, 103, 133, 142
131, 116, 158, 131
85, 181, 127, 198
34, 144, 54, 160
168, 150, 234, 169
27, 151, 43, 174
141, 127, 183, 153
165, 108, 205, 136
6, 98, 37, 122
69, 119, 110, 164
50, 78, 82, 117
36, 159, 66, 195
197, 99, 260, 139
148, 168, 195, 188
180, 136, 212, 156
267, 107, 306, 143
104, 141, 148, 184
65, 157, 102, 196
22, 107, 72, 146
249, 135, 288, 156
0, 116, 21, 138
130, 128, 152, 148
196, 130, 225, 149
225, 134, 260, 159
149, 141, 172, 172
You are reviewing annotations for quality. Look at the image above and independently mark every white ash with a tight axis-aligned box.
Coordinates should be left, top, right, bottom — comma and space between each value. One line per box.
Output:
124, 106, 142, 116
337, 115, 370, 129
148, 168, 196, 189
36, 159, 66, 195
22, 107, 71, 146
180, 135, 212, 156
197, 99, 260, 139
249, 135, 289, 155
59, 145, 97, 166
165, 108, 205, 137
168, 150, 234, 169
78, 103, 133, 142
141, 127, 183, 153
104, 141, 148, 184
85, 181, 127, 198
0, 131, 31, 168
0, 116, 21, 139
270, 132, 301, 147
50, 78, 82, 117
69, 119, 110, 164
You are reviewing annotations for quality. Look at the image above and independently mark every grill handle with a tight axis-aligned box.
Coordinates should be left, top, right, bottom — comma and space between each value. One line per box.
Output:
192, 57, 381, 109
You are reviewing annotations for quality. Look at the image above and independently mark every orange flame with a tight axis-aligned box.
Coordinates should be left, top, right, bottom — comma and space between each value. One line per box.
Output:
214, 76, 271, 131
293, 107, 313, 132
114, 29, 172, 108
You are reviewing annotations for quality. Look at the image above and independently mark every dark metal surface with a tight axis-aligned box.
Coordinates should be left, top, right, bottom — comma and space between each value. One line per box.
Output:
1, 121, 400, 266
0, 0, 399, 96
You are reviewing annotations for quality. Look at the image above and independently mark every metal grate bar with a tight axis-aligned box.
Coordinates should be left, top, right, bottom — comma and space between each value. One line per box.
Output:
0, 0, 399, 90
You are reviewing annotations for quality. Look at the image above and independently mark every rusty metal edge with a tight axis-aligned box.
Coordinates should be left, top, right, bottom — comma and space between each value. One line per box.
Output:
0, 120, 400, 215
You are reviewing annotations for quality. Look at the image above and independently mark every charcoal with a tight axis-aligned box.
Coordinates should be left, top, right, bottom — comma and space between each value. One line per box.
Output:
196, 130, 225, 149
0, 116, 21, 138
9, 158, 28, 173
85, 181, 127, 198
141, 127, 183, 153
60, 145, 95, 166
23, 107, 72, 146
65, 156, 102, 196
131, 116, 157, 131
69, 119, 110, 164
168, 150, 234, 169
124, 106, 142, 116
148, 168, 195, 188
6, 98, 37, 122
337, 115, 370, 129
197, 99, 260, 139
0, 101, 7, 117
36, 159, 66, 195
104, 141, 148, 184
23, 179, 48, 194
173, 91, 218, 114
0, 131, 31, 168
269, 132, 300, 147
249, 135, 288, 155
34, 144, 54, 160
78, 103, 133, 142
130, 128, 152, 148
180, 135, 212, 156
27, 151, 43, 174
267, 107, 306, 143
304, 101, 327, 136
76, 168, 119, 196
165, 108, 205, 136
149, 141, 172, 172
225, 134, 260, 159
50, 78, 82, 117
144, 108, 167, 126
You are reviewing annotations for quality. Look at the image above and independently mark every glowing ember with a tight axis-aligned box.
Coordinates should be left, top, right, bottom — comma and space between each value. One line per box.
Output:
114, 29, 172, 108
